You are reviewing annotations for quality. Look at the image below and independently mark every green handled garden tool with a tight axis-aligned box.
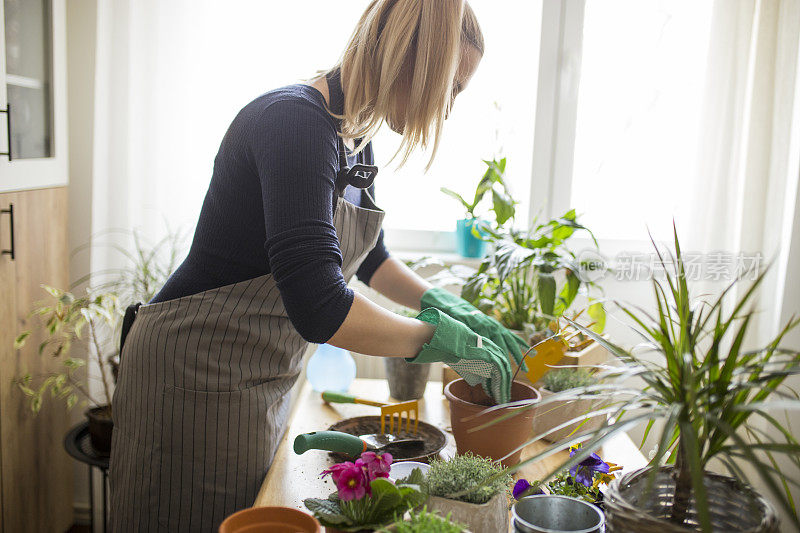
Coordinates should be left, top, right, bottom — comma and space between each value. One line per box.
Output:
321, 390, 420, 435
293, 430, 424, 458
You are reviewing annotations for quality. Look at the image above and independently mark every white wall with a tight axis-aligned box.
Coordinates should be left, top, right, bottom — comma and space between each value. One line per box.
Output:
66, 0, 100, 526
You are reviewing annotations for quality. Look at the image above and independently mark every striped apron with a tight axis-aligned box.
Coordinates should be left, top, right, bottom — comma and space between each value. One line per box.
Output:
109, 192, 384, 532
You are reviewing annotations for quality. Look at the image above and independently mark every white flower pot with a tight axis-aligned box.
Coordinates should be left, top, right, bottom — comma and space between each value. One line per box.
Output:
425, 492, 508, 533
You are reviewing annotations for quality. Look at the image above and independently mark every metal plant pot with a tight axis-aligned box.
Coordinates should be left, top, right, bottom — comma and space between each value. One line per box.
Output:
513, 495, 605, 533
604, 466, 778, 532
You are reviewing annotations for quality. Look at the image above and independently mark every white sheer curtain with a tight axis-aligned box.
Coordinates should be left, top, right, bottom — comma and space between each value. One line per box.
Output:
675, 0, 800, 519
84, 0, 370, 279
688, 0, 800, 341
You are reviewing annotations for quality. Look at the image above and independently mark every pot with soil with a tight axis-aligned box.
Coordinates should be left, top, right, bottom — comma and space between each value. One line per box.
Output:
85, 406, 114, 455
383, 358, 431, 400
444, 378, 539, 467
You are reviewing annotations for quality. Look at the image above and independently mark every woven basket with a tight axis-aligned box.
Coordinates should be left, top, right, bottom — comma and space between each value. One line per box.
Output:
604, 466, 778, 532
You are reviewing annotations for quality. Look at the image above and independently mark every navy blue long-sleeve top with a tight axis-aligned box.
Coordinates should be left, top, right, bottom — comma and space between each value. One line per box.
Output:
152, 72, 389, 342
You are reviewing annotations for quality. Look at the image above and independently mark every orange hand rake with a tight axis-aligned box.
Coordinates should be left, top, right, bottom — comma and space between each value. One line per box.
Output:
321, 391, 420, 435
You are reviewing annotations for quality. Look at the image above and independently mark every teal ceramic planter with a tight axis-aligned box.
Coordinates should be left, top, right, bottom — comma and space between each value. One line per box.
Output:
456, 218, 487, 258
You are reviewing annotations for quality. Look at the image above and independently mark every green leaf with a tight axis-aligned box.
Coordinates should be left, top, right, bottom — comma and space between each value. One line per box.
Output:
537, 273, 556, 317
304, 497, 350, 526
13, 332, 30, 349
587, 301, 606, 333
556, 271, 580, 314
367, 478, 404, 521
43, 285, 61, 298
491, 189, 515, 226
440, 188, 473, 218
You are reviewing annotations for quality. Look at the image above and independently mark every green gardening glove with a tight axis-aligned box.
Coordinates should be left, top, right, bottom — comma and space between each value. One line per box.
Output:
421, 287, 529, 371
408, 308, 512, 404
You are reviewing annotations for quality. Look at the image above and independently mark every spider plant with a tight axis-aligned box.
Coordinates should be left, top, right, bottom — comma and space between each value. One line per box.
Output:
473, 225, 800, 531
461, 209, 605, 332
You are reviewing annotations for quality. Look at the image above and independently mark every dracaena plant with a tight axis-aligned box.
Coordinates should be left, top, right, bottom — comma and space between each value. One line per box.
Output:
441, 157, 517, 228
476, 226, 800, 531
461, 209, 606, 332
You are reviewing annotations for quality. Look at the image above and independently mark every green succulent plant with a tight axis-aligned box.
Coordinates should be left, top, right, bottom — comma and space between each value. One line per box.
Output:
543, 368, 598, 393
425, 453, 511, 504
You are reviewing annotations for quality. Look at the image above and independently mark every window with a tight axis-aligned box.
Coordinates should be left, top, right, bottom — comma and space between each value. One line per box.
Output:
376, 1, 542, 237
569, 0, 714, 241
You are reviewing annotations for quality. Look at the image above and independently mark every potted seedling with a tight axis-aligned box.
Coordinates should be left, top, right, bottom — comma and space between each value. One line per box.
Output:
13, 229, 183, 454
478, 227, 800, 532
383, 308, 431, 400
532, 368, 605, 443
14, 288, 121, 454
304, 451, 426, 532
424, 453, 511, 533
441, 157, 516, 258
512, 446, 622, 508
461, 210, 607, 375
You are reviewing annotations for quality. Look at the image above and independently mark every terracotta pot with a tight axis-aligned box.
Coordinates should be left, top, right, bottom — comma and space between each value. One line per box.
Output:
531, 388, 605, 443
85, 406, 113, 456
444, 379, 540, 467
218, 506, 321, 533
426, 492, 508, 533
384, 357, 431, 400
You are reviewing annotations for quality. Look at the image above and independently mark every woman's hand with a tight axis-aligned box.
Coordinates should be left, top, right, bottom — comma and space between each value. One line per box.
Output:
408, 308, 512, 404
421, 287, 529, 370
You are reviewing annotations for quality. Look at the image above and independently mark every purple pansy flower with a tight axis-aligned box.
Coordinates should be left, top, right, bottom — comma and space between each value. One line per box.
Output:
513, 479, 532, 500
569, 450, 610, 487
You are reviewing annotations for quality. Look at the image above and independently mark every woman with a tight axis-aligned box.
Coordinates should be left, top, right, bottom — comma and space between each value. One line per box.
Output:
109, 1, 527, 531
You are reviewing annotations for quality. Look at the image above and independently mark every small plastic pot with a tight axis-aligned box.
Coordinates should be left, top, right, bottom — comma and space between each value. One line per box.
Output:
85, 406, 113, 456
384, 357, 430, 400
218, 506, 320, 533
444, 379, 539, 467
456, 218, 488, 258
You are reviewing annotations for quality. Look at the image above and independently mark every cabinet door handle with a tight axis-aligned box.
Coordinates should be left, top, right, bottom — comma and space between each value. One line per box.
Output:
0, 104, 11, 160
1, 203, 15, 260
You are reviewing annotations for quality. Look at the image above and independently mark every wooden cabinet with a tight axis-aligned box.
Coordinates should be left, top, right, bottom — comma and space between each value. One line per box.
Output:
0, 0, 69, 192
0, 186, 72, 533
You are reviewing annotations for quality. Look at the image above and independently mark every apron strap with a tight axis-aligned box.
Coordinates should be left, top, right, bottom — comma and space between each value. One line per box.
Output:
120, 302, 142, 356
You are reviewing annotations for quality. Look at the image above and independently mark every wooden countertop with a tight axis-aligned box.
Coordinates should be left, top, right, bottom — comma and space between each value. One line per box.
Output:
254, 378, 647, 512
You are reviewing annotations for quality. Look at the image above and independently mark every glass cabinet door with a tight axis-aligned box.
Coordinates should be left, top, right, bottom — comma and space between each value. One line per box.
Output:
3, 0, 53, 160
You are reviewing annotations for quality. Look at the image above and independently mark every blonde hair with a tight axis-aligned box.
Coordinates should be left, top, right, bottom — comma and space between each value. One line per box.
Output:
331, 0, 483, 167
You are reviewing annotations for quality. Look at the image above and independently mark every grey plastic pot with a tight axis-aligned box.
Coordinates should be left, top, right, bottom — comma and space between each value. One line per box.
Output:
383, 357, 431, 400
